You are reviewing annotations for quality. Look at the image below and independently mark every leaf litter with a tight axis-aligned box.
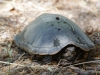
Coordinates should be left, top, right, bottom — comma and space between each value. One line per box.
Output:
0, 0, 100, 75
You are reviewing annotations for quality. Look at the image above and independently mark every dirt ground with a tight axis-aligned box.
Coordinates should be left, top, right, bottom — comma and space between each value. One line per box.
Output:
0, 0, 100, 75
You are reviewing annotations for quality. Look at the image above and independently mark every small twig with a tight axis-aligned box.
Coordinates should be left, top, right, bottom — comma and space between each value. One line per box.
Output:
0, 43, 8, 46
0, 60, 57, 69
14, 53, 25, 63
94, 68, 98, 75
0, 61, 24, 67
72, 60, 100, 66
86, 66, 100, 70
58, 59, 100, 67
1, 60, 100, 67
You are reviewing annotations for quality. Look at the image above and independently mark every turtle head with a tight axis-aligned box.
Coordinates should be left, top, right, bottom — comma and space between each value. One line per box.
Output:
62, 47, 76, 61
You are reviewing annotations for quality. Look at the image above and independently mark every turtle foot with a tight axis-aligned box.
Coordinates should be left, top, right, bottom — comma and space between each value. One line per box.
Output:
42, 55, 52, 64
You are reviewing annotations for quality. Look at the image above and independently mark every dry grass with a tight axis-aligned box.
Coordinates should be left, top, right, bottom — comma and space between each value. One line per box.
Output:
0, 0, 100, 75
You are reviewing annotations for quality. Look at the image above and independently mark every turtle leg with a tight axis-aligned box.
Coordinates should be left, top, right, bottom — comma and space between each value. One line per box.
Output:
85, 50, 94, 61
75, 50, 84, 62
75, 48, 87, 63
42, 55, 52, 63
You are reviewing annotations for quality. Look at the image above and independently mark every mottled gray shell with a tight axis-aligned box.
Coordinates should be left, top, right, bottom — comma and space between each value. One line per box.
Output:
14, 13, 95, 55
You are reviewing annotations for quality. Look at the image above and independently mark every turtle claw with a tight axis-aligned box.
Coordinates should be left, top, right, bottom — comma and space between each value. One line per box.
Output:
42, 55, 52, 63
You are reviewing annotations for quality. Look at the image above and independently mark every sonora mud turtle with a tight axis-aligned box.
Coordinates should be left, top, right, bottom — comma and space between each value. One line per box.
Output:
14, 13, 95, 62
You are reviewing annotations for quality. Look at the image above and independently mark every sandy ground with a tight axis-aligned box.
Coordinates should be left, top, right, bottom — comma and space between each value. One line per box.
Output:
0, 0, 100, 75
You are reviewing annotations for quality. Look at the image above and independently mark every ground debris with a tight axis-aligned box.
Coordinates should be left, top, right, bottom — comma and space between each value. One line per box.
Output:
0, 59, 100, 75
70, 66, 100, 75
0, 0, 100, 75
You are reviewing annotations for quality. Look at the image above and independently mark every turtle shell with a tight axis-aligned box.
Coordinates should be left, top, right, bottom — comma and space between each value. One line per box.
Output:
14, 13, 95, 55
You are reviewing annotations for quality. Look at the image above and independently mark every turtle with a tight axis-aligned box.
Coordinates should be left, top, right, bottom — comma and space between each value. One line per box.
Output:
14, 13, 95, 63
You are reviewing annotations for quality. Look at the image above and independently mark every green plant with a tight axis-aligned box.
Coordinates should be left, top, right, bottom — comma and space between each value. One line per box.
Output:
4, 43, 13, 75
